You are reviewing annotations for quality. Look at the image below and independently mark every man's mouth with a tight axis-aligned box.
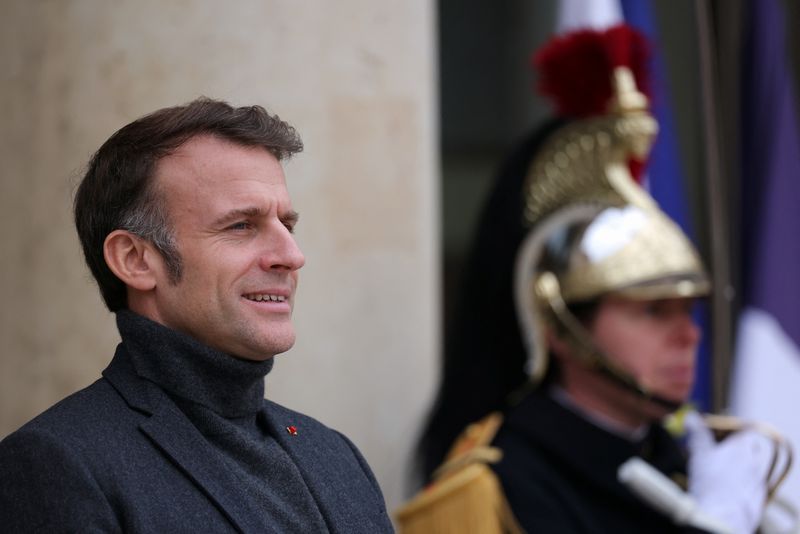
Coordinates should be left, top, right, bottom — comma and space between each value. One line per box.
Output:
243, 293, 287, 303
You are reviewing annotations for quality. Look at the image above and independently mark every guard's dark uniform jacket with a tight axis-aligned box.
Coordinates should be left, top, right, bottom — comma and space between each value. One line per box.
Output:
492, 389, 707, 533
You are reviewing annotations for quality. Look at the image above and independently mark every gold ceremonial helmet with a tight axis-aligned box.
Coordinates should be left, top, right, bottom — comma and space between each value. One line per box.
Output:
513, 65, 711, 390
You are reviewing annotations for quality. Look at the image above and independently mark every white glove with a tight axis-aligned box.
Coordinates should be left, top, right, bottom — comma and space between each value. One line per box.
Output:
618, 457, 735, 533
684, 411, 773, 534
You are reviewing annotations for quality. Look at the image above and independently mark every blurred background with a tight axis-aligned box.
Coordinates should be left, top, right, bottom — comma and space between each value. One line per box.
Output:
2, 0, 799, 519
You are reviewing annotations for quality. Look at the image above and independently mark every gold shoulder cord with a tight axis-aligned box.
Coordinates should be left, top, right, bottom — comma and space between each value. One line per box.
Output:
395, 413, 524, 534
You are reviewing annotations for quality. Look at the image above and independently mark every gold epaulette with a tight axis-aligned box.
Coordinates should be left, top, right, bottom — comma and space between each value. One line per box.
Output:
395, 413, 524, 534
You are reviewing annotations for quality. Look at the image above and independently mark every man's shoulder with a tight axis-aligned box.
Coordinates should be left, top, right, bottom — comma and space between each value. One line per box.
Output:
0, 374, 142, 462
3, 377, 120, 440
0, 377, 129, 503
0, 380, 123, 533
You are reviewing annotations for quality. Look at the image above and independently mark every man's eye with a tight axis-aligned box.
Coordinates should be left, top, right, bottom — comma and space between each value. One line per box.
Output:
228, 221, 252, 231
283, 222, 296, 234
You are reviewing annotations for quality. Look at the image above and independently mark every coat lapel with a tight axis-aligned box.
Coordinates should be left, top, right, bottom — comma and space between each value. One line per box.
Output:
260, 400, 390, 534
103, 347, 264, 534
262, 407, 340, 531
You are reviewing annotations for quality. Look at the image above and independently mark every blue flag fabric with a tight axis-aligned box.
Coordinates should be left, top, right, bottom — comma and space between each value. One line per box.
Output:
739, 0, 800, 345
731, 0, 800, 509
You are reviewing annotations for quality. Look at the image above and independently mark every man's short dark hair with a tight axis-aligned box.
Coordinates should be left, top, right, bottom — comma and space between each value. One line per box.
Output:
74, 97, 304, 312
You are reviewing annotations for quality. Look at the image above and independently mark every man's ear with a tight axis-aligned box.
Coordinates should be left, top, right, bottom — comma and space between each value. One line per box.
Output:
103, 230, 159, 291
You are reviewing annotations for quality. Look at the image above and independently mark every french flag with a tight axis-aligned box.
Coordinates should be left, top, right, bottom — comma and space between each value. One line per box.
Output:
729, 0, 800, 510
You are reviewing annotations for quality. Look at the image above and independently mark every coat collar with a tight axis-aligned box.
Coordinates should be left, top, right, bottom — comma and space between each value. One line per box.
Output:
102, 346, 266, 534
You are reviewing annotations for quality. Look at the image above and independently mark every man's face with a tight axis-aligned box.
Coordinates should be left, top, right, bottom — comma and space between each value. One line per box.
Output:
145, 135, 305, 361
589, 295, 700, 408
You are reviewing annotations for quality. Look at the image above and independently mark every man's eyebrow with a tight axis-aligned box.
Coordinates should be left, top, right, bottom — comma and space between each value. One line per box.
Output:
212, 207, 300, 227
281, 210, 300, 226
212, 207, 266, 227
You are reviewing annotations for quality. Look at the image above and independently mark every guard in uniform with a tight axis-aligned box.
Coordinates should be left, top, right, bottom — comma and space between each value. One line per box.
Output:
399, 25, 791, 534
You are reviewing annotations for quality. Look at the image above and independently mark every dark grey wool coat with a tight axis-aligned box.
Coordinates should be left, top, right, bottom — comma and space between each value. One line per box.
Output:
0, 321, 394, 533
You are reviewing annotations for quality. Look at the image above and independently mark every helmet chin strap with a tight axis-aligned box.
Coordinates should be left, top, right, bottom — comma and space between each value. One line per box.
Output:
535, 272, 683, 413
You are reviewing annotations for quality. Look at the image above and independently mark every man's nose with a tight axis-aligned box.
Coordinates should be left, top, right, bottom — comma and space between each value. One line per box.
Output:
258, 224, 305, 271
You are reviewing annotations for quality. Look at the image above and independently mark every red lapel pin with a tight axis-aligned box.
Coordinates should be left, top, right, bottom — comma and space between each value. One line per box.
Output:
286, 425, 298, 436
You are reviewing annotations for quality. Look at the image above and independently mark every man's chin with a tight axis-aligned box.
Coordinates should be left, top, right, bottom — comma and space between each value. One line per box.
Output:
229, 336, 296, 362
664, 387, 692, 406
232, 353, 275, 362
260, 334, 296, 359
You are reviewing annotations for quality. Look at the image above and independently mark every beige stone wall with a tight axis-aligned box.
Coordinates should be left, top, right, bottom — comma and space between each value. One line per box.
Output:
0, 0, 439, 515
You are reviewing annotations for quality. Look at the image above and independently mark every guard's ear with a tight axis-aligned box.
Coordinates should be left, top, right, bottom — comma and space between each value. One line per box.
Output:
546, 328, 571, 361
103, 230, 159, 291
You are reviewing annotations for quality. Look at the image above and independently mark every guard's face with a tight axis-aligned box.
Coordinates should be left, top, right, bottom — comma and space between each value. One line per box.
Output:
147, 135, 305, 361
590, 295, 700, 406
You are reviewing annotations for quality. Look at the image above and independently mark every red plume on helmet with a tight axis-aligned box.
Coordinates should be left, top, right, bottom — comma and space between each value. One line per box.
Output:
532, 25, 653, 182
533, 24, 652, 117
